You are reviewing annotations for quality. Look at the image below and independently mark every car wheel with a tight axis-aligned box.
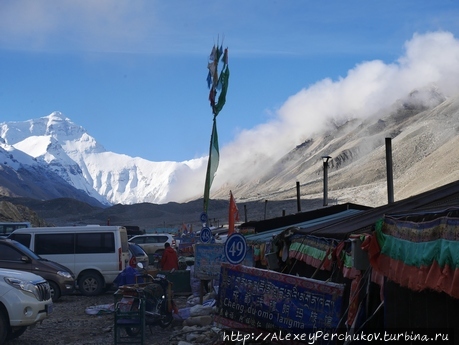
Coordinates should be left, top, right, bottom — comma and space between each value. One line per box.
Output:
0, 309, 8, 344
6, 326, 27, 340
79, 272, 104, 296
48, 280, 61, 302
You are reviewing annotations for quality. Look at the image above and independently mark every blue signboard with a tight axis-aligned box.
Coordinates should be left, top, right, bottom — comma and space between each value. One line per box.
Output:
200, 212, 208, 224
225, 233, 247, 264
200, 227, 212, 243
194, 244, 253, 280
178, 233, 197, 254
217, 263, 344, 335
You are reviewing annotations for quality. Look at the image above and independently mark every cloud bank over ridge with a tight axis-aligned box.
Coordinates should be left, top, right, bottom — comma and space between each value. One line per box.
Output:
209, 32, 459, 195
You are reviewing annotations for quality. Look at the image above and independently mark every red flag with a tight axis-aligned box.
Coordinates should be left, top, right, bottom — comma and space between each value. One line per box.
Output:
228, 190, 239, 236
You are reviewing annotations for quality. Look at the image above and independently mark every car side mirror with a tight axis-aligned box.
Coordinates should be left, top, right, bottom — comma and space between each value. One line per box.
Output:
21, 256, 31, 263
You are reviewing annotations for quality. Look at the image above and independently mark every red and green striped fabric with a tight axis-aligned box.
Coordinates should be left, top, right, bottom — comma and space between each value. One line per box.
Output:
289, 236, 359, 279
370, 215, 459, 298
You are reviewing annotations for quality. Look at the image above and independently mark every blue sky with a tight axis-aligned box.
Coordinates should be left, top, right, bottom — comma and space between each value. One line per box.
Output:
1, 1, 459, 163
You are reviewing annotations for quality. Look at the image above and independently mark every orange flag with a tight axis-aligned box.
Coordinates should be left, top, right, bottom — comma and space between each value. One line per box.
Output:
228, 190, 239, 236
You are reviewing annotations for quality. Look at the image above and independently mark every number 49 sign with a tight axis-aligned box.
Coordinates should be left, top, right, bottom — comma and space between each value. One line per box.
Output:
224, 233, 247, 265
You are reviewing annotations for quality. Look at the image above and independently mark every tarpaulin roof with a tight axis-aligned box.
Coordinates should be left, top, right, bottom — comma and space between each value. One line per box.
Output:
244, 208, 364, 244
239, 203, 370, 234
291, 179, 459, 239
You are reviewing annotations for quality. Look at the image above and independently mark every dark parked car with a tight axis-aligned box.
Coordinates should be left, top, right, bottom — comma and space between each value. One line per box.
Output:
0, 238, 75, 302
128, 242, 149, 269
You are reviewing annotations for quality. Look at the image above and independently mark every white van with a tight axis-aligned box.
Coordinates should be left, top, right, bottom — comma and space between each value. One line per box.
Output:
9, 225, 129, 296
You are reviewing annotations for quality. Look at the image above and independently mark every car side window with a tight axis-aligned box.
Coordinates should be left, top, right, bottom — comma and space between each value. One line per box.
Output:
131, 237, 143, 244
129, 244, 145, 256
36, 234, 74, 255
146, 236, 157, 244
0, 243, 23, 261
76, 233, 115, 254
9, 233, 32, 247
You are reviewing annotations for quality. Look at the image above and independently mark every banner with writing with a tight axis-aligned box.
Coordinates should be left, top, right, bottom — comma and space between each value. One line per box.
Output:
217, 263, 344, 333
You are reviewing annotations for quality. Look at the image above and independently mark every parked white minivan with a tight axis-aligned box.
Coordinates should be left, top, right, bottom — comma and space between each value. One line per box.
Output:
9, 225, 130, 296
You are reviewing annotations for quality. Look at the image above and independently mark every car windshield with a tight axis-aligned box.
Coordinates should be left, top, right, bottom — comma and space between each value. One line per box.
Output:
12, 240, 41, 260
129, 243, 146, 256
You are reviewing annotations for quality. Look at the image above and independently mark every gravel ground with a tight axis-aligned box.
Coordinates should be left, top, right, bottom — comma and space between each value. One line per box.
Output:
6, 290, 190, 345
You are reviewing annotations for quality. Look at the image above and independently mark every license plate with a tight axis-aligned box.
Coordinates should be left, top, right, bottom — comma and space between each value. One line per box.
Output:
46, 304, 53, 315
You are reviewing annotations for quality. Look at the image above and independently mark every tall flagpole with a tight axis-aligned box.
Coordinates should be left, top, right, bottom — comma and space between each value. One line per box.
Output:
203, 43, 230, 214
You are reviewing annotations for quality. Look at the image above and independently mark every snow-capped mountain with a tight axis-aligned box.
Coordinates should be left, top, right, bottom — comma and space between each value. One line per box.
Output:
0, 113, 207, 205
0, 137, 106, 206
1, 87, 459, 208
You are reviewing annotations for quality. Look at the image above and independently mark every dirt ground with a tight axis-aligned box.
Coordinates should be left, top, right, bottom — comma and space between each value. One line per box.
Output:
6, 290, 191, 345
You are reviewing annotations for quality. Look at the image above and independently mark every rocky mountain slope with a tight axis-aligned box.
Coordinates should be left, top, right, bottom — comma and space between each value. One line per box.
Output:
212, 89, 459, 209
0, 201, 50, 226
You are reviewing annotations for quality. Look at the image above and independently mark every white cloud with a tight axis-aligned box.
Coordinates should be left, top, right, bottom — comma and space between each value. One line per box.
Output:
212, 31, 459, 189
0, 0, 153, 53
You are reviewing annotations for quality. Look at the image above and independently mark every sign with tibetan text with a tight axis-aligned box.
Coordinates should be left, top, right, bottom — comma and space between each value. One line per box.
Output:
217, 263, 344, 334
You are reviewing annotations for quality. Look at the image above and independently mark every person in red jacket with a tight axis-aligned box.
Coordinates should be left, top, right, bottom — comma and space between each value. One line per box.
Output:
160, 242, 179, 271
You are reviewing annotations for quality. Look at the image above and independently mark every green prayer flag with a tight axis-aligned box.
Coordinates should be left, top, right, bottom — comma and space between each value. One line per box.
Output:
203, 118, 220, 213
214, 65, 230, 116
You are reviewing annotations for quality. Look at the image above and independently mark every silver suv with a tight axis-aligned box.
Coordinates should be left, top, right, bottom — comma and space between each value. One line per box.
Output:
0, 268, 52, 343
128, 234, 176, 255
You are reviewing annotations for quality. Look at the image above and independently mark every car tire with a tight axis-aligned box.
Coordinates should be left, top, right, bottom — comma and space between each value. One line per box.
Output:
0, 309, 8, 344
6, 326, 27, 341
48, 280, 61, 302
79, 272, 104, 296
